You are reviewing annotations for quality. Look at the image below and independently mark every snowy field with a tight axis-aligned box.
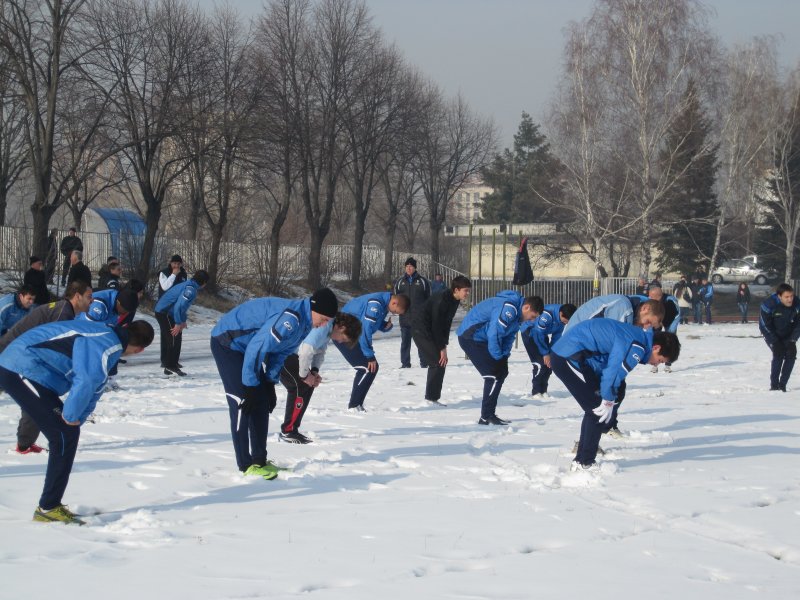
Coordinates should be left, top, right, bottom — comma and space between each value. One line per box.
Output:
1, 317, 799, 599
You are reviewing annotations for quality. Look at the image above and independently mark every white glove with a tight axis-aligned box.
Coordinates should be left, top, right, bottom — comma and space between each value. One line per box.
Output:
592, 400, 615, 424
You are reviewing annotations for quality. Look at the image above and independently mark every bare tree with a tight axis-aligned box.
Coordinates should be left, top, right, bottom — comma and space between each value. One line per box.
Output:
90, 0, 205, 282
413, 89, 495, 263
0, 54, 27, 225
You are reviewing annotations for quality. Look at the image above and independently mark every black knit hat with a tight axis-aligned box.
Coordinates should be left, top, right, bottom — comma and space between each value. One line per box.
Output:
170, 254, 183, 263
116, 288, 139, 313
310, 288, 338, 318
404, 256, 417, 268
29, 255, 42, 265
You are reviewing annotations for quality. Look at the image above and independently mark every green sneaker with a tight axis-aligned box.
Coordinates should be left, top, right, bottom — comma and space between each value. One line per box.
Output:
265, 460, 289, 472
33, 505, 86, 526
244, 464, 278, 480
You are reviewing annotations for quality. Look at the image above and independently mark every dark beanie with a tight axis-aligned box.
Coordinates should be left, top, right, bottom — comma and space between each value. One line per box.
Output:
29, 255, 42, 265
116, 288, 139, 313
404, 256, 417, 268
170, 254, 183, 263
310, 288, 338, 318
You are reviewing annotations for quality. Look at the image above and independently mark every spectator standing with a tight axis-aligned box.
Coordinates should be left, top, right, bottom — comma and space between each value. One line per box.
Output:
154, 270, 209, 376
692, 277, 703, 324
24, 256, 50, 305
66, 251, 92, 287
759, 283, 800, 392
59, 227, 83, 285
98, 260, 122, 291
393, 257, 431, 368
737, 282, 751, 323
699, 277, 714, 324
159, 254, 187, 298
675, 279, 693, 325
45, 228, 58, 284
431, 274, 446, 294
635, 276, 648, 296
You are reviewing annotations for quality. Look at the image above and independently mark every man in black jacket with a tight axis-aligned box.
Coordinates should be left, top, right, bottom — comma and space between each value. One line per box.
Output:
0, 281, 93, 454
393, 256, 431, 368
24, 256, 50, 305
66, 251, 92, 287
59, 227, 83, 285
412, 275, 471, 404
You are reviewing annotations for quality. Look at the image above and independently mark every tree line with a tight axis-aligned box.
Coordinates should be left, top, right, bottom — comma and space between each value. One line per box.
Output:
0, 0, 494, 291
480, 0, 800, 281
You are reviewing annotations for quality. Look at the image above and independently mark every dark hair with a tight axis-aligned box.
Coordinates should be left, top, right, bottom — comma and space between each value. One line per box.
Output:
107, 256, 119, 263
193, 269, 210, 286
523, 295, 544, 314
776, 283, 794, 296
125, 279, 145, 294
450, 275, 471, 292
127, 320, 155, 348
64, 280, 91, 299
17, 284, 37, 297
640, 299, 665, 319
559, 303, 577, 320
334, 312, 362, 348
392, 293, 411, 312
653, 331, 681, 362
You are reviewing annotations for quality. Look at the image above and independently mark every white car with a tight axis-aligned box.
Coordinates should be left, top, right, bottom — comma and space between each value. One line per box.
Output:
710, 259, 772, 285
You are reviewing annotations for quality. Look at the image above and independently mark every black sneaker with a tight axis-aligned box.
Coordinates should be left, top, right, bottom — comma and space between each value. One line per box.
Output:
164, 367, 187, 377
478, 415, 510, 425
280, 431, 312, 444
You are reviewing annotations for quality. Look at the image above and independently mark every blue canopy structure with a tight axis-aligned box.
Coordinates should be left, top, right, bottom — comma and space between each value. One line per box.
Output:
91, 208, 146, 263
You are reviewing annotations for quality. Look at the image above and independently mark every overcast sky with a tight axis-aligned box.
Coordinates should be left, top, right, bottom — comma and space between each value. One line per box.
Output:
200, 0, 800, 146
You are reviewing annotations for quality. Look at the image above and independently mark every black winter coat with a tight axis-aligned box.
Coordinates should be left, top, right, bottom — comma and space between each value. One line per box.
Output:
412, 289, 460, 350
23, 268, 50, 305
67, 262, 92, 287
393, 272, 430, 327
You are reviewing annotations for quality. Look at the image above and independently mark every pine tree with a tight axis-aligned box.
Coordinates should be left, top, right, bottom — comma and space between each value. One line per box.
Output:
480, 112, 561, 223
654, 81, 719, 275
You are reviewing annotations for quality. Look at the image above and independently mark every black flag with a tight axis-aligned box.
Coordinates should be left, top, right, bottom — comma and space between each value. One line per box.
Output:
513, 237, 534, 286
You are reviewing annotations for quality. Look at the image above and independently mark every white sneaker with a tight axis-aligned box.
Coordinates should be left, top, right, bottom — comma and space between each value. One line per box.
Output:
664, 365, 672, 373
570, 460, 600, 473
532, 393, 545, 400
605, 426, 624, 439
651, 365, 659, 373
541, 392, 551, 399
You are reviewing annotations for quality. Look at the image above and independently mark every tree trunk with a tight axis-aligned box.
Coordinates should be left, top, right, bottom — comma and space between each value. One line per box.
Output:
268, 224, 282, 294
0, 187, 7, 226
383, 211, 397, 281
351, 206, 366, 288
308, 227, 323, 290
136, 203, 162, 285
207, 224, 224, 293
30, 201, 58, 258
708, 212, 725, 278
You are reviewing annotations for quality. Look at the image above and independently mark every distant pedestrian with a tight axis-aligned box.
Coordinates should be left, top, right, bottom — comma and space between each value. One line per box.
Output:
692, 277, 703, 324
699, 277, 714, 324
759, 282, 800, 392
431, 274, 446, 294
158, 254, 187, 298
59, 227, 83, 286
635, 276, 648, 296
675, 279, 693, 325
24, 256, 50, 305
97, 257, 121, 291
393, 257, 431, 368
737, 283, 751, 323
66, 251, 92, 288
411, 275, 472, 405
154, 270, 209, 376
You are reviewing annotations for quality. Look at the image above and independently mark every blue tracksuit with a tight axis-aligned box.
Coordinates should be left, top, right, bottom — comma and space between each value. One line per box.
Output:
79, 289, 126, 327
699, 283, 714, 323
211, 297, 313, 471
759, 293, 800, 390
551, 319, 653, 465
333, 292, 393, 409
155, 279, 200, 324
521, 304, 566, 395
0, 320, 126, 509
562, 294, 648, 334
0, 293, 32, 335
457, 290, 525, 419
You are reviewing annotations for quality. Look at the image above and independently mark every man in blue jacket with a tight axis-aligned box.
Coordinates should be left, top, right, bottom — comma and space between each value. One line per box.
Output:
551, 319, 680, 471
210, 288, 339, 479
154, 270, 209, 376
332, 292, 410, 411
0, 319, 154, 524
648, 283, 680, 373
0, 284, 36, 335
521, 303, 576, 399
80, 287, 139, 328
562, 294, 664, 334
457, 291, 544, 425
759, 283, 800, 391
699, 277, 714, 324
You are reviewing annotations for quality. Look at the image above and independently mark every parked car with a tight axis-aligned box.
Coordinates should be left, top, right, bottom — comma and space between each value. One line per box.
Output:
711, 259, 774, 285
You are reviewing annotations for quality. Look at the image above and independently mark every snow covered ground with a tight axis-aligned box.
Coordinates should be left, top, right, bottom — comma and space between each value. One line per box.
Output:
1, 318, 799, 599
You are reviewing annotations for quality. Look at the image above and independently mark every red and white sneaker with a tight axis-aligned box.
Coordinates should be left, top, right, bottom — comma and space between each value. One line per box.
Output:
15, 443, 46, 454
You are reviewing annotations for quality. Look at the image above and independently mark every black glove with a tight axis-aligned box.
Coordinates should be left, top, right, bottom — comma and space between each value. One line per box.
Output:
771, 339, 786, 357
494, 356, 509, 379
266, 383, 277, 414
239, 386, 261, 415
786, 341, 797, 359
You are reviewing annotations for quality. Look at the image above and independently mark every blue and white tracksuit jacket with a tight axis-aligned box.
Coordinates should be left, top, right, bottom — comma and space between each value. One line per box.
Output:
521, 303, 566, 355
341, 292, 393, 360
0, 293, 31, 335
456, 290, 525, 360
155, 279, 200, 325
562, 294, 648, 334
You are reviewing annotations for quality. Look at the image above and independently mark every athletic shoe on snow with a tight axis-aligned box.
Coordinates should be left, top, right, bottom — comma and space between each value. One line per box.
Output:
164, 367, 187, 377
16, 443, 46, 454
478, 415, 510, 425
244, 464, 278, 480
348, 405, 367, 413
605, 426, 624, 439
426, 399, 448, 407
570, 461, 600, 473
279, 431, 312, 444
33, 505, 85, 525
572, 440, 605, 455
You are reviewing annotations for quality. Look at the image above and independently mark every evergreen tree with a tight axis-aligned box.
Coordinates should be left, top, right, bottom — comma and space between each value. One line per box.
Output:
654, 81, 719, 275
480, 112, 561, 223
